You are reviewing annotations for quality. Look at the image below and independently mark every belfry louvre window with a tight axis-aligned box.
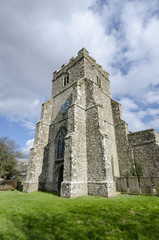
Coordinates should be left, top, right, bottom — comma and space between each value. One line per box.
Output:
63, 72, 70, 86
56, 128, 67, 160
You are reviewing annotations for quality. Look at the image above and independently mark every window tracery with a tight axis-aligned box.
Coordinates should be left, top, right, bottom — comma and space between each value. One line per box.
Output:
55, 128, 67, 160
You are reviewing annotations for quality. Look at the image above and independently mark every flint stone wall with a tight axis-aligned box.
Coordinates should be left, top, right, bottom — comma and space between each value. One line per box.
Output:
112, 100, 159, 179
23, 99, 53, 192
128, 129, 159, 177
111, 100, 135, 176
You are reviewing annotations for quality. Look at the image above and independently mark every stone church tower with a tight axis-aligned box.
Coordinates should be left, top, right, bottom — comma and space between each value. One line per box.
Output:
24, 48, 159, 197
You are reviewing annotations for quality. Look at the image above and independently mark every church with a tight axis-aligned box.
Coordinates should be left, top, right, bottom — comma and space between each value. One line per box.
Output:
23, 48, 159, 198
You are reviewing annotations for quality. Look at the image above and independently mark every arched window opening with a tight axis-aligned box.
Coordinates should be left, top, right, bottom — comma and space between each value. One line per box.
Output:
63, 72, 70, 86
66, 74, 69, 84
56, 128, 67, 160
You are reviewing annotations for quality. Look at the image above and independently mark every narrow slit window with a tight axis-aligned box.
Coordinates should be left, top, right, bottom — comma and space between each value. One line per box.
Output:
64, 76, 67, 86
67, 74, 69, 84
63, 72, 70, 86
97, 76, 101, 88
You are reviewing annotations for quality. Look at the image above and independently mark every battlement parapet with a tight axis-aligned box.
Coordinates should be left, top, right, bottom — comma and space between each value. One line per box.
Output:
128, 129, 156, 146
52, 48, 109, 81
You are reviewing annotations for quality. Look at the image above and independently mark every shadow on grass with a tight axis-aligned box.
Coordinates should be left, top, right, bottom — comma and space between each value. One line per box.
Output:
39, 190, 60, 197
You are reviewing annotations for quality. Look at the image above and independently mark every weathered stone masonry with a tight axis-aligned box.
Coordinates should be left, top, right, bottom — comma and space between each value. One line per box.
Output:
24, 48, 159, 197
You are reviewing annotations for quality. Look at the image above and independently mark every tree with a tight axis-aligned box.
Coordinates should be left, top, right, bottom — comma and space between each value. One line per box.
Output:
0, 137, 21, 180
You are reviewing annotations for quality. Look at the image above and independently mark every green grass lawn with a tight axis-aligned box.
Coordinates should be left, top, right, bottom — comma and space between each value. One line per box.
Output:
0, 191, 159, 240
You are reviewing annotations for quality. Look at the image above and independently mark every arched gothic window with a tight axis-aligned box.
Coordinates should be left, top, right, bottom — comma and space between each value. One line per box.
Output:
56, 128, 67, 160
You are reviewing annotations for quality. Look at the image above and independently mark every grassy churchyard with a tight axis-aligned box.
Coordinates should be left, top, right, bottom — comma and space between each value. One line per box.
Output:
0, 191, 159, 240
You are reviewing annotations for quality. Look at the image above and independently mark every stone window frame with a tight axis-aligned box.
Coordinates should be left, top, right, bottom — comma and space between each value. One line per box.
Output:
63, 71, 70, 86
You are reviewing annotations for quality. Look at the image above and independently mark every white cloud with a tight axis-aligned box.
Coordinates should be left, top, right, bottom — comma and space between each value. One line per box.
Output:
149, 118, 159, 129
119, 97, 159, 132
118, 97, 147, 131
21, 138, 34, 159
110, 0, 159, 98
119, 97, 139, 111
145, 90, 159, 104
124, 111, 148, 132
0, 98, 41, 130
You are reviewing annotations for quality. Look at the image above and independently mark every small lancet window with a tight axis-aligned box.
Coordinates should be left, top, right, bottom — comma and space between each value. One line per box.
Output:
67, 74, 69, 84
97, 76, 101, 88
63, 72, 70, 86
64, 77, 67, 86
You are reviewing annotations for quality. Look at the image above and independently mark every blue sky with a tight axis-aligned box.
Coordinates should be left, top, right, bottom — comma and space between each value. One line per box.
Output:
0, 0, 159, 158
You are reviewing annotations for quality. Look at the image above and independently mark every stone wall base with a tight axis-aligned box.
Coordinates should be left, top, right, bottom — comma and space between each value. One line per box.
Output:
61, 181, 88, 198
88, 181, 117, 198
24, 180, 117, 198
23, 181, 38, 193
